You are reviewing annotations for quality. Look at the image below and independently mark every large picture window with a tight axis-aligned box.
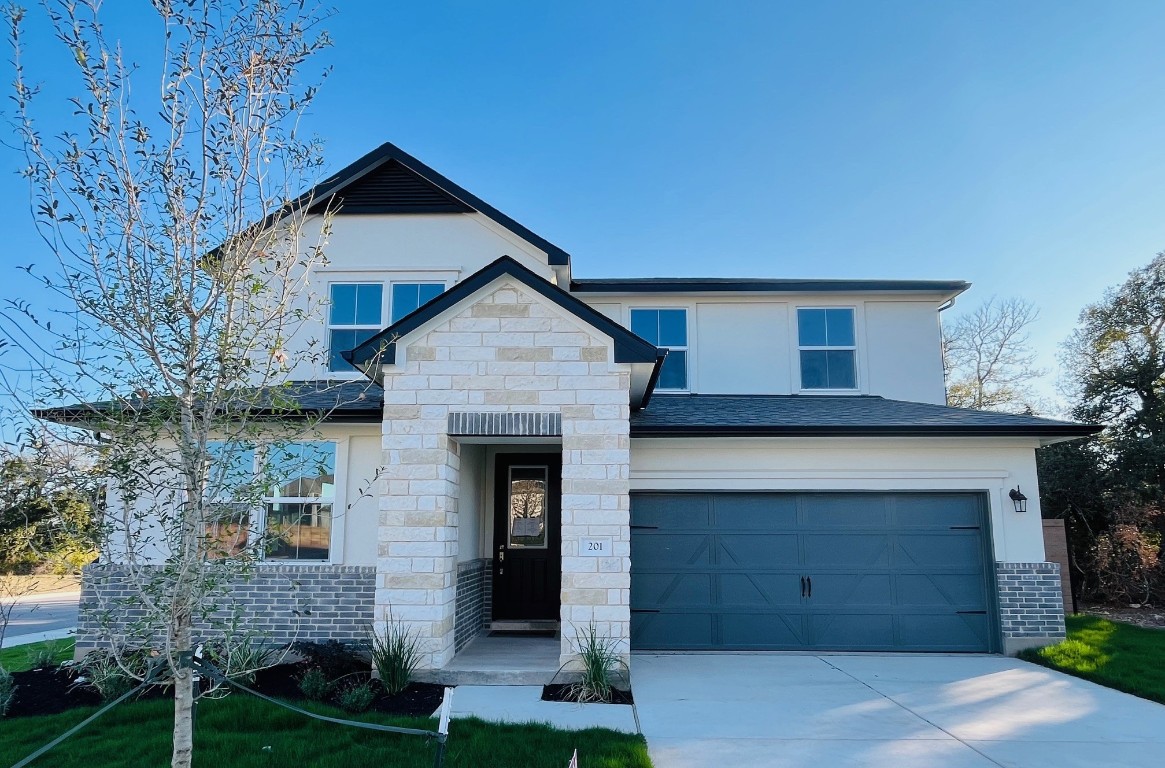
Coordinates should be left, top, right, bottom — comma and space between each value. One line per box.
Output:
631, 308, 688, 390
797, 307, 857, 390
328, 283, 383, 371
204, 441, 335, 562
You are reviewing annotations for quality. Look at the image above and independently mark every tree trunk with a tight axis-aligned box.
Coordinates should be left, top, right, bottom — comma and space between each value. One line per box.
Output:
172, 618, 194, 768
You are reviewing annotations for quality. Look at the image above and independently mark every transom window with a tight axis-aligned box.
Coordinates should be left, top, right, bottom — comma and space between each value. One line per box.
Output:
328, 283, 382, 371
391, 282, 445, 323
631, 308, 688, 390
204, 441, 336, 562
798, 307, 857, 390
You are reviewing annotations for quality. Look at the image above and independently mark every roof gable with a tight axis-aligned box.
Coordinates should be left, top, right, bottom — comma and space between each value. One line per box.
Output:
343, 255, 661, 369
306, 143, 570, 265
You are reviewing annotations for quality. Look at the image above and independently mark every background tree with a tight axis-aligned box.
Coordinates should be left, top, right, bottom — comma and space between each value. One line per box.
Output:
943, 296, 1044, 412
3, 2, 351, 765
1040, 252, 1165, 604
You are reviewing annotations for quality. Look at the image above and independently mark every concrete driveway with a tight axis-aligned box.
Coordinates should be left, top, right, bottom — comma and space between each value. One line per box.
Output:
632, 654, 1165, 768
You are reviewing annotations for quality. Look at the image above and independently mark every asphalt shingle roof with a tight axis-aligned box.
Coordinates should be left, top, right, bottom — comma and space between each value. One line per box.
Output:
628, 394, 1101, 438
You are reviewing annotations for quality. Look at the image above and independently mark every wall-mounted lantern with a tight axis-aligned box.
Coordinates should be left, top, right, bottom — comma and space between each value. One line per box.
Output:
1008, 486, 1028, 513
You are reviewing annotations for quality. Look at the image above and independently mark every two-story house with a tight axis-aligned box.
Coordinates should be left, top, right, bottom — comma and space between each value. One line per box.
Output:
71, 142, 1099, 679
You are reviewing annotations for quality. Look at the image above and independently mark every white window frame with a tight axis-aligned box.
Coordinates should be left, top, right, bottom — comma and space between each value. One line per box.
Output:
327, 281, 384, 374
205, 439, 341, 564
796, 306, 859, 392
629, 306, 690, 392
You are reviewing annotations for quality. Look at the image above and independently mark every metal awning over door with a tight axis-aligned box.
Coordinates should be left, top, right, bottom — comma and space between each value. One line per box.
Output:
630, 492, 995, 652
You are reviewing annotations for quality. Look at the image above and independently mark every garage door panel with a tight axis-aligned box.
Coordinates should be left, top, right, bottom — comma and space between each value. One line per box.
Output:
632, 573, 713, 608
719, 533, 798, 566
722, 612, 807, 647
896, 533, 984, 567
714, 493, 798, 528
802, 494, 890, 527
802, 534, 891, 568
630, 492, 993, 653
894, 494, 981, 527
895, 573, 987, 607
720, 573, 803, 608
633, 533, 713, 567
809, 613, 896, 649
898, 612, 991, 651
632, 612, 713, 649
632, 494, 711, 528
806, 573, 893, 607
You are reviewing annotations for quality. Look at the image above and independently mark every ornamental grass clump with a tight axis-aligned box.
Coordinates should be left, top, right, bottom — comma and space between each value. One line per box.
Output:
368, 616, 421, 696
566, 622, 627, 704
0, 667, 15, 717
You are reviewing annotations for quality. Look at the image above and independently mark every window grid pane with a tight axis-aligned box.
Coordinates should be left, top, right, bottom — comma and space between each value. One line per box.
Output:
798, 308, 857, 389
631, 309, 689, 390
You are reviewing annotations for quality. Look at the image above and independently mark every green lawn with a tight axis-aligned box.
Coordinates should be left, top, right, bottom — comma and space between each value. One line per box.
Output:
0, 638, 75, 673
1020, 614, 1165, 705
0, 690, 650, 768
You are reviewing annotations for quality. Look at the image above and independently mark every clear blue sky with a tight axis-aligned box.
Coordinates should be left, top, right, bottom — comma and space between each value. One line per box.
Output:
3, 1, 1165, 410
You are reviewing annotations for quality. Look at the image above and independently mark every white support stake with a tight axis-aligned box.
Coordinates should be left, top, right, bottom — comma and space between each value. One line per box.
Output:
438, 686, 453, 736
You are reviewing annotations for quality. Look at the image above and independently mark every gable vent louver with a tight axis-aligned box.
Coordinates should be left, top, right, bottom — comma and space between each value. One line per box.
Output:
315, 160, 473, 215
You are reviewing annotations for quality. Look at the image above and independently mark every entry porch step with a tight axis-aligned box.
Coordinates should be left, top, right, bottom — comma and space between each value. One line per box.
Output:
419, 633, 563, 686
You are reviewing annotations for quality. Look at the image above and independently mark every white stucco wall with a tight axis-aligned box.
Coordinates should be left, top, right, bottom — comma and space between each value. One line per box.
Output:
575, 293, 951, 403
280, 212, 556, 381
629, 436, 1047, 562
456, 444, 486, 564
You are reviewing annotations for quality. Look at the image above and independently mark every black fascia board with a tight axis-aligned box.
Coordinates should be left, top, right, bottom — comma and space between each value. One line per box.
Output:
571, 278, 971, 294
344, 255, 661, 368
305, 143, 571, 266
628, 423, 1105, 438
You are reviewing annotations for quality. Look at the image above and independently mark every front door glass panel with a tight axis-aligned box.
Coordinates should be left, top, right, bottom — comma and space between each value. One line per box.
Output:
508, 466, 548, 549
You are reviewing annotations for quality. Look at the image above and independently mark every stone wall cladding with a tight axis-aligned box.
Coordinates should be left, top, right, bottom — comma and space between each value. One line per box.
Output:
378, 277, 632, 669
454, 558, 488, 652
996, 561, 1066, 643
75, 563, 375, 652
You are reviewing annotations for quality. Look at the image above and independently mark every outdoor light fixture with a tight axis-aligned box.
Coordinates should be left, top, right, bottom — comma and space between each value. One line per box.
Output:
1009, 486, 1028, 513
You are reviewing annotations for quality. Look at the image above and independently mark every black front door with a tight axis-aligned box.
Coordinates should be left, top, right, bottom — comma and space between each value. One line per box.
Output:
492, 453, 561, 622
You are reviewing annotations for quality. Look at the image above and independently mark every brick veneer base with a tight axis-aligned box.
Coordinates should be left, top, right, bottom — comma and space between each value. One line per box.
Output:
75, 563, 376, 653
454, 558, 489, 652
996, 561, 1066, 654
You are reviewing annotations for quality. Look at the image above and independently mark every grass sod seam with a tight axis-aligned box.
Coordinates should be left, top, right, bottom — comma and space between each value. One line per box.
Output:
11, 657, 166, 768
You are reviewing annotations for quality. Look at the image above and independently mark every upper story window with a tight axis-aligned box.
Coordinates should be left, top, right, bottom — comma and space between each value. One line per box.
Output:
204, 441, 336, 562
631, 308, 688, 390
391, 282, 445, 323
798, 307, 857, 390
328, 283, 383, 371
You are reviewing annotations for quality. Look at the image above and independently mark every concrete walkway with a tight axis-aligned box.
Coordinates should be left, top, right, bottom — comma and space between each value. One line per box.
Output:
448, 685, 638, 733
633, 653, 1165, 768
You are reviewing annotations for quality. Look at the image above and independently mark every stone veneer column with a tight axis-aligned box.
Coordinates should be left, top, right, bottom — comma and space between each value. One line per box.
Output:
375, 277, 633, 672
560, 391, 632, 667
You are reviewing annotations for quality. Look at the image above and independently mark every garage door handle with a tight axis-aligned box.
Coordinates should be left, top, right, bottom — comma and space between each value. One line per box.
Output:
800, 576, 806, 597
956, 610, 986, 615
807, 577, 812, 598
631, 608, 660, 613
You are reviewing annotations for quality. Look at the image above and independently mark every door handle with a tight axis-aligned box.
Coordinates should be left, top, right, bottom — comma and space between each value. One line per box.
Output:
807, 577, 812, 598
800, 576, 806, 598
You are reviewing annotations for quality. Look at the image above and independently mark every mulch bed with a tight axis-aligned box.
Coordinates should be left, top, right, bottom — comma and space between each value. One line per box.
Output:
5, 662, 445, 719
1081, 604, 1165, 630
541, 683, 634, 706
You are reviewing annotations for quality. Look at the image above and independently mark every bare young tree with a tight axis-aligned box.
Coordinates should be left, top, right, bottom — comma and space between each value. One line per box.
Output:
943, 297, 1045, 413
2, 2, 358, 765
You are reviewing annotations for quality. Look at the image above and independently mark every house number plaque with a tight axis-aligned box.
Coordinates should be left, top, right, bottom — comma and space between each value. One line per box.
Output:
580, 537, 612, 557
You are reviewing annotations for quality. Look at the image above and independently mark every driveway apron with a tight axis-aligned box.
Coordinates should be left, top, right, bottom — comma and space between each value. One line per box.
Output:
632, 654, 1165, 768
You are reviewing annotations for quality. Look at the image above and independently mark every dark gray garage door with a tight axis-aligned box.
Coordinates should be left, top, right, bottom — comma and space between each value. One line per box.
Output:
630, 492, 995, 652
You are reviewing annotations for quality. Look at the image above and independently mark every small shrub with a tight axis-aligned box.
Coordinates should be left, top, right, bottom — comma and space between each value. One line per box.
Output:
297, 666, 332, 701
203, 632, 280, 689
75, 650, 153, 701
0, 666, 16, 717
565, 622, 627, 704
25, 640, 63, 670
336, 680, 376, 713
368, 616, 420, 696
